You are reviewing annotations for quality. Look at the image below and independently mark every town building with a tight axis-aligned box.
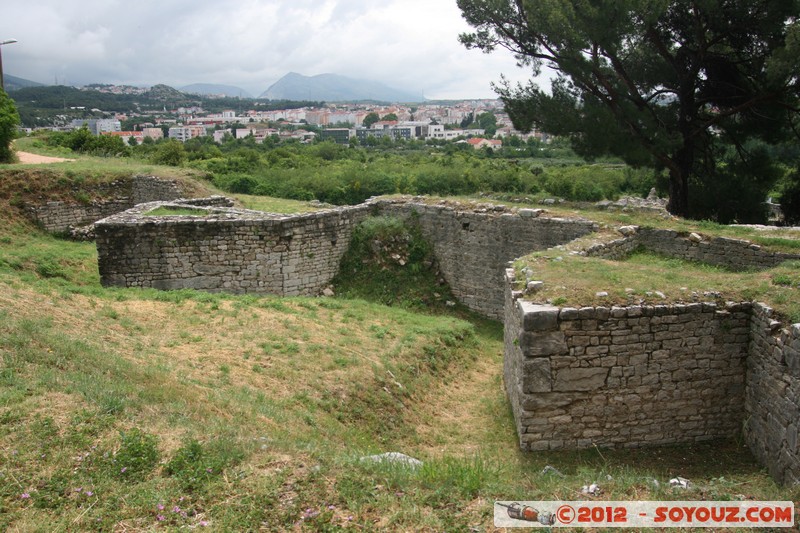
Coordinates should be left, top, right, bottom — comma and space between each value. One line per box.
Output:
69, 118, 122, 136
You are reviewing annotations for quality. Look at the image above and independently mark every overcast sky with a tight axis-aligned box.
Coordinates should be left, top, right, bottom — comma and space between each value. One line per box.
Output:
0, 0, 547, 100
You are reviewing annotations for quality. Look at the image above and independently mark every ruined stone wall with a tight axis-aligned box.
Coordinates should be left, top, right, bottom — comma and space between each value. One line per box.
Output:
378, 201, 596, 319
745, 303, 800, 485
586, 227, 800, 269
27, 175, 184, 233
504, 270, 750, 451
96, 202, 373, 295
96, 198, 596, 317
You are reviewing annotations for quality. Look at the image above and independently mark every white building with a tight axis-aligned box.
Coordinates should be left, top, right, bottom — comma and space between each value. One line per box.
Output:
168, 125, 207, 142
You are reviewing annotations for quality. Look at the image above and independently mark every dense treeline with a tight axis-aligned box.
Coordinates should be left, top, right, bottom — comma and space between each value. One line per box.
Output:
41, 128, 658, 205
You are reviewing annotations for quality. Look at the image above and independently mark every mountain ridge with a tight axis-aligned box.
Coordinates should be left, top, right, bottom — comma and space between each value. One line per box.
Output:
259, 72, 424, 103
180, 83, 252, 98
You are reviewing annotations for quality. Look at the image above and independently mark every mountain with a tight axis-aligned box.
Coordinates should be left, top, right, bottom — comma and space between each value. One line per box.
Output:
180, 83, 252, 98
4, 74, 45, 92
259, 72, 424, 103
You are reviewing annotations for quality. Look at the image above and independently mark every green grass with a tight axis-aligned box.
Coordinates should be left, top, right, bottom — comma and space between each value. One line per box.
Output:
516, 250, 800, 323
1, 174, 798, 529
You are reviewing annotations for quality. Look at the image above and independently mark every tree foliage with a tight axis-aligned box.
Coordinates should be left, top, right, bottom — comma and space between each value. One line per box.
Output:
0, 88, 20, 163
362, 112, 380, 128
458, 0, 800, 221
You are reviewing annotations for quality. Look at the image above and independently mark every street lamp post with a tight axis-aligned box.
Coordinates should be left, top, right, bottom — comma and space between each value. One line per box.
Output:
0, 39, 19, 92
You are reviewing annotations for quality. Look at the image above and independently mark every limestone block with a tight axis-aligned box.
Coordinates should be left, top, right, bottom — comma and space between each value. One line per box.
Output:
520, 302, 560, 331
522, 359, 552, 393
553, 367, 610, 391
521, 331, 568, 357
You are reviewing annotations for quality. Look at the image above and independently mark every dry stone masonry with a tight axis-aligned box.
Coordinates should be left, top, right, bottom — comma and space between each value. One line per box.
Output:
585, 226, 800, 270
504, 275, 749, 451
27, 175, 185, 234
95, 197, 596, 318
94, 194, 800, 485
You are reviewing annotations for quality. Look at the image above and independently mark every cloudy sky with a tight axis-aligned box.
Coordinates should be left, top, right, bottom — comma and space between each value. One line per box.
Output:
0, 0, 547, 99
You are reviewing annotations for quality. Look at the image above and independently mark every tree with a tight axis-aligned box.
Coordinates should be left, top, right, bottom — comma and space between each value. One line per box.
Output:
151, 140, 187, 166
476, 111, 498, 136
458, 0, 800, 219
0, 89, 21, 163
381, 113, 398, 121
460, 112, 474, 129
362, 112, 380, 128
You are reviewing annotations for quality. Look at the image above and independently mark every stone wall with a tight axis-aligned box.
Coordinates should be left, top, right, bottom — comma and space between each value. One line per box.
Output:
745, 303, 800, 485
586, 227, 800, 269
379, 200, 596, 318
96, 201, 374, 295
504, 269, 749, 451
96, 198, 596, 317
27, 175, 184, 233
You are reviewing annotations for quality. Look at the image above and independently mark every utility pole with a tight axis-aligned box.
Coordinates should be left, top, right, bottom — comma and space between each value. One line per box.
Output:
0, 39, 18, 91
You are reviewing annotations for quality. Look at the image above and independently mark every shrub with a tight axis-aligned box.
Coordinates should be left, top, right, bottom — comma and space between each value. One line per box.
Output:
110, 428, 160, 481
165, 438, 245, 491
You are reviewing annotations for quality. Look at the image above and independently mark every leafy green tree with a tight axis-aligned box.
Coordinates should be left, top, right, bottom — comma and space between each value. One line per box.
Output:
381, 113, 398, 122
362, 112, 380, 128
460, 112, 474, 129
458, 0, 800, 219
0, 89, 21, 163
151, 140, 187, 166
476, 112, 497, 136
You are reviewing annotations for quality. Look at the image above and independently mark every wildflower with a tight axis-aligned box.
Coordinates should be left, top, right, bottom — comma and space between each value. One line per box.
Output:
328, 505, 336, 510
199, 521, 208, 527
157, 503, 165, 511
74, 487, 83, 492
206, 468, 213, 473
120, 467, 127, 473
156, 515, 165, 521
20, 493, 30, 499
85, 491, 94, 496
173, 506, 181, 513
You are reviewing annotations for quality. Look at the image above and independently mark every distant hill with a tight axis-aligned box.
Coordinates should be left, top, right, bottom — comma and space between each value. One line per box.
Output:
180, 83, 252, 98
146, 84, 188, 101
259, 72, 424, 103
4, 74, 45, 92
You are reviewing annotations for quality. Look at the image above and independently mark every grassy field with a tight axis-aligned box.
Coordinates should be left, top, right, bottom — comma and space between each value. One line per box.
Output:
1, 164, 799, 530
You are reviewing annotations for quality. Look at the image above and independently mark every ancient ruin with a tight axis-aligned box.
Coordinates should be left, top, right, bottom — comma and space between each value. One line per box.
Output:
84, 192, 800, 485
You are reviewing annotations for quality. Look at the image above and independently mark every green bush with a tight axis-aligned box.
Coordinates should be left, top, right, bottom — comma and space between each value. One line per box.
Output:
165, 438, 245, 491
110, 428, 160, 481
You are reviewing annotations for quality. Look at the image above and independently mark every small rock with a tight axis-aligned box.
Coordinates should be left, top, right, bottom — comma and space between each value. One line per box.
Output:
541, 465, 565, 477
596, 291, 609, 298
669, 477, 692, 489
689, 232, 703, 243
527, 281, 545, 293
581, 483, 601, 496
518, 208, 542, 218
361, 452, 422, 469
654, 291, 666, 299
618, 225, 639, 236
322, 288, 335, 297
648, 478, 660, 488
445, 301, 456, 307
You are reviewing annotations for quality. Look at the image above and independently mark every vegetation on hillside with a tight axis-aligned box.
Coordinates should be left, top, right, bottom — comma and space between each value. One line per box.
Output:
0, 167, 798, 529
458, 0, 800, 220
0, 88, 20, 163
10, 84, 322, 127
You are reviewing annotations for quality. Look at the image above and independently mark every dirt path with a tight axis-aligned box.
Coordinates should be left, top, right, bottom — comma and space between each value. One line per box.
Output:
16, 151, 75, 164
